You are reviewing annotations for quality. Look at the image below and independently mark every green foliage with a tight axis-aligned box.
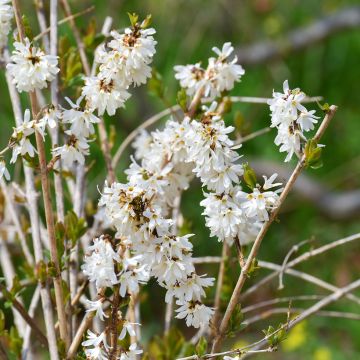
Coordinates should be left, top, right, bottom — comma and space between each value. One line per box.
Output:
243, 163, 257, 190
177, 88, 188, 112
21, 15, 33, 41
262, 323, 288, 348
247, 258, 260, 277
304, 139, 323, 169
195, 336, 208, 356
127, 12, 139, 27
148, 69, 166, 99
146, 328, 195, 359
59, 36, 83, 88
226, 304, 246, 337
64, 210, 88, 247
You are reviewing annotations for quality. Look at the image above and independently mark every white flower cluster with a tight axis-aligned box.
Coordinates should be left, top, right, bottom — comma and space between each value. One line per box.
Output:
90, 180, 215, 329
7, 38, 59, 92
174, 42, 245, 101
182, 103, 282, 246
82, 24, 156, 115
52, 97, 99, 168
268, 80, 320, 162
0, 0, 13, 49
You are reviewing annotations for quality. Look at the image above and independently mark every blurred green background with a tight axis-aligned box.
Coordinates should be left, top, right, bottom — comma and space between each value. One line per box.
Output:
1, 0, 360, 359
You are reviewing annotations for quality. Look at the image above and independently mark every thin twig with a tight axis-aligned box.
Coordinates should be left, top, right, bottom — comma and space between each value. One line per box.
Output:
33, 6, 95, 41
242, 232, 360, 301
211, 242, 229, 338
0, 283, 48, 347
258, 260, 360, 305
211, 105, 338, 353
244, 307, 360, 326
21, 284, 41, 359
0, 179, 34, 266
67, 312, 95, 359
278, 238, 312, 290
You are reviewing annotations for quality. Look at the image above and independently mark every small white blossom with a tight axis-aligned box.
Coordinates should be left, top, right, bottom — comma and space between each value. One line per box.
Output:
82, 76, 131, 116
7, 38, 59, 92
82, 236, 120, 291
52, 134, 89, 167
175, 300, 214, 328
82, 330, 109, 360
118, 320, 139, 340
85, 299, 108, 321
119, 343, 143, 360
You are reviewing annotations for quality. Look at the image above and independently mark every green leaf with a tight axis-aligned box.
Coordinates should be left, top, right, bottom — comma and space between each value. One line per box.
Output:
36, 260, 47, 284
243, 163, 257, 190
141, 14, 152, 29
127, 12, 139, 27
316, 101, 330, 113
22, 15, 34, 41
304, 139, 323, 169
226, 304, 245, 337
177, 88, 188, 112
10, 275, 22, 297
148, 69, 165, 99
64, 210, 87, 247
247, 258, 260, 277
262, 323, 287, 347
195, 337, 208, 356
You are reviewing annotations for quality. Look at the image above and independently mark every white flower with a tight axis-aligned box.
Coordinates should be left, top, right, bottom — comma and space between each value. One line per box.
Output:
0, 160, 10, 180
52, 134, 89, 167
10, 109, 37, 163
174, 63, 204, 96
118, 320, 139, 340
0, 0, 13, 49
268, 80, 319, 162
85, 299, 108, 321
132, 129, 153, 160
297, 109, 319, 132
7, 38, 59, 92
108, 27, 157, 86
37, 106, 62, 130
82, 236, 120, 291
223, 356, 240, 360
210, 42, 245, 93
238, 186, 280, 222
62, 97, 99, 138
175, 300, 214, 328
82, 330, 109, 360
175, 42, 244, 101
82, 76, 131, 116
119, 343, 143, 360
119, 265, 149, 297
165, 273, 214, 303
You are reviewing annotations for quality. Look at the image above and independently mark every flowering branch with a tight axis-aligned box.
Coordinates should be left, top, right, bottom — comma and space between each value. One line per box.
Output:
211, 105, 338, 353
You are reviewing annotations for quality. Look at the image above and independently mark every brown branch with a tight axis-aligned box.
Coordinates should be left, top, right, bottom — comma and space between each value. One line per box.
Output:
11, 0, 70, 349
235, 6, 360, 65
0, 283, 48, 347
211, 105, 338, 353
